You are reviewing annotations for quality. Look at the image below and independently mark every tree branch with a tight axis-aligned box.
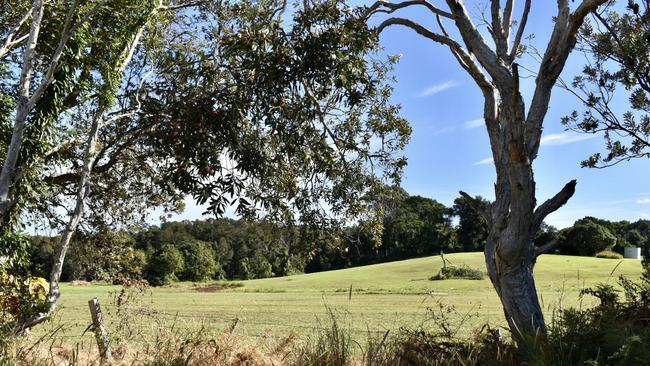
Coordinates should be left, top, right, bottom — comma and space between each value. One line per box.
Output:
459, 190, 490, 223
508, 0, 530, 62
365, 0, 452, 19
535, 238, 558, 257
490, 0, 508, 59
533, 179, 577, 228
378, 17, 459, 49
445, 0, 513, 88
156, 0, 206, 11
0, 6, 33, 60
502, 0, 514, 42
525, 0, 607, 159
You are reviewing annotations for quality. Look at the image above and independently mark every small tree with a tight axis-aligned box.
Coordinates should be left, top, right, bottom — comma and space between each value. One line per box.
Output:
561, 220, 617, 256
249, 251, 274, 279
182, 241, 217, 282
452, 195, 489, 252
146, 245, 184, 286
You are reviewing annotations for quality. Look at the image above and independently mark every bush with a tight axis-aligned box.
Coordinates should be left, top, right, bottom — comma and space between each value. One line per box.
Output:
595, 250, 623, 259
430, 265, 484, 280
560, 220, 617, 256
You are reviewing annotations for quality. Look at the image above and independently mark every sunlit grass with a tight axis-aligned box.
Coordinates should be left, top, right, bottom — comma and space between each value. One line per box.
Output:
42, 253, 643, 344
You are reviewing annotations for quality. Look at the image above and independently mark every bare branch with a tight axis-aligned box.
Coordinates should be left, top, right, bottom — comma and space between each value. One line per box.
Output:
533, 179, 577, 228
459, 190, 491, 223
508, 0, 530, 62
365, 0, 452, 19
378, 17, 458, 48
502, 0, 514, 42
445, 0, 512, 88
490, 0, 508, 59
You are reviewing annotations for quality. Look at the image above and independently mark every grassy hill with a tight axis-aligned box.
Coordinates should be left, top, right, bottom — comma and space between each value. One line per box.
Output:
47, 253, 643, 344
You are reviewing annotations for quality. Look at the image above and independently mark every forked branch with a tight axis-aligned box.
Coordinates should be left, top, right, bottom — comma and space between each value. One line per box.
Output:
533, 179, 577, 228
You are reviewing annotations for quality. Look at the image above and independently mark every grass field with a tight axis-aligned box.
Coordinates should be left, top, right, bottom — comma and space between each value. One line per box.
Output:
41, 253, 643, 345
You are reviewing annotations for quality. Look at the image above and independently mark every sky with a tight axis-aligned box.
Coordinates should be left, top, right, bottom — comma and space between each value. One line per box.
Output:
167, 1, 650, 229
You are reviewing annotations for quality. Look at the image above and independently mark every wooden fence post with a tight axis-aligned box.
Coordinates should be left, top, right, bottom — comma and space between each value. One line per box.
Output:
88, 297, 112, 361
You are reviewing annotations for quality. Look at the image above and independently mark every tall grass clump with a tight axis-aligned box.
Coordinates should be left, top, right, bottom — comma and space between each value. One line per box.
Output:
289, 307, 353, 366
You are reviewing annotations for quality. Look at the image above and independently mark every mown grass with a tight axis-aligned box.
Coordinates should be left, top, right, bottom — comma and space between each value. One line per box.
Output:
40, 253, 643, 345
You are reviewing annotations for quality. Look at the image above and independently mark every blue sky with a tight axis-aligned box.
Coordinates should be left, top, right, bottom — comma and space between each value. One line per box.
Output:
170, 1, 650, 229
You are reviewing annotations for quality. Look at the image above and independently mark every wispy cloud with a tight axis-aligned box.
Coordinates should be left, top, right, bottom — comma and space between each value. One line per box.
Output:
641, 212, 650, 219
431, 126, 456, 136
540, 132, 595, 146
463, 118, 484, 129
418, 81, 458, 97
637, 198, 650, 204
472, 157, 494, 166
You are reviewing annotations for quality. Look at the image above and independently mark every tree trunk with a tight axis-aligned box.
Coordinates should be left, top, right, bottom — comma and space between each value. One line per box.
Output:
485, 232, 545, 337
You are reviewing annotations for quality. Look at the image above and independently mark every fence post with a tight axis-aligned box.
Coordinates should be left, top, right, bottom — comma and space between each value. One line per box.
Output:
88, 297, 112, 362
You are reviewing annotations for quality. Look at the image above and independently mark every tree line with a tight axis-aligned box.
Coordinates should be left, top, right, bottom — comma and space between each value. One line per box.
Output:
24, 187, 650, 286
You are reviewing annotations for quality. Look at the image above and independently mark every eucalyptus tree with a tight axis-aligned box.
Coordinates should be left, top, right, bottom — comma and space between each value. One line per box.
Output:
563, 1, 650, 167
2, 0, 410, 332
365, 0, 607, 337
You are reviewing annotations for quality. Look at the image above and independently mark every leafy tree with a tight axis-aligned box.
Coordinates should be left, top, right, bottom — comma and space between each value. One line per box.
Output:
181, 241, 218, 282
2, 0, 409, 331
452, 195, 489, 252
625, 229, 645, 247
560, 219, 618, 256
383, 195, 453, 258
564, 1, 650, 167
248, 251, 274, 279
145, 245, 184, 286
367, 0, 609, 336
533, 222, 560, 252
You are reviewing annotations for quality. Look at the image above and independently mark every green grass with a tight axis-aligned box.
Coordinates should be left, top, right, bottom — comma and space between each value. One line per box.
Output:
42, 253, 643, 344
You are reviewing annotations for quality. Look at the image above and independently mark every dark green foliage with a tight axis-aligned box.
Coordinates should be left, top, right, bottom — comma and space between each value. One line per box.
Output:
145, 245, 185, 286
430, 265, 484, 281
560, 219, 618, 256
534, 222, 560, 250
451, 195, 489, 252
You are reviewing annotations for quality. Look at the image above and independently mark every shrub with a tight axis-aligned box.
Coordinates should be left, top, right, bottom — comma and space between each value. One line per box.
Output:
560, 220, 617, 256
430, 265, 484, 280
595, 250, 623, 259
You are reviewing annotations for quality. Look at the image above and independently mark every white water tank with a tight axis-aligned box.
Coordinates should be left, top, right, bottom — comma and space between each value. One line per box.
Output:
623, 247, 642, 259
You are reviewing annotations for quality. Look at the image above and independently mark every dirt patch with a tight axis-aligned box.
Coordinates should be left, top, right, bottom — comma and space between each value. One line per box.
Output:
193, 283, 243, 293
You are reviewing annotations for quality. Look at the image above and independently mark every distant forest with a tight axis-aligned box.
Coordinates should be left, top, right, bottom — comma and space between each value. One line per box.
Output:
27, 189, 650, 285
